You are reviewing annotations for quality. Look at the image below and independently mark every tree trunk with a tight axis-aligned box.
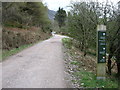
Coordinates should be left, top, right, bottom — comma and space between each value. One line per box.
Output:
81, 40, 84, 51
84, 51, 86, 56
116, 61, 120, 77
116, 61, 120, 90
107, 54, 112, 75
81, 42, 84, 51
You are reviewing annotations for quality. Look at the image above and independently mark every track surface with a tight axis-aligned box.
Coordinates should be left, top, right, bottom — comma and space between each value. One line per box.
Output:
2, 35, 69, 88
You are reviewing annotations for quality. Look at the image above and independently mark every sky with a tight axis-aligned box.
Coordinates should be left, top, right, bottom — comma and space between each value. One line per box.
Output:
43, 0, 119, 11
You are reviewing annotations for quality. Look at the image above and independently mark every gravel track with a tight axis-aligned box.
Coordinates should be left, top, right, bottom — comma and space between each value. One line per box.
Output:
2, 35, 70, 88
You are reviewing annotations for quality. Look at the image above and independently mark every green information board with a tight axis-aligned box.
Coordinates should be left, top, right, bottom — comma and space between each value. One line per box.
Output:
97, 31, 106, 63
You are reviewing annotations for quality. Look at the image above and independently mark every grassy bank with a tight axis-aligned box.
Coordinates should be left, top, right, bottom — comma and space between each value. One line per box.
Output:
2, 43, 34, 60
62, 38, 118, 88
2, 38, 46, 61
0, 51, 2, 62
73, 70, 118, 88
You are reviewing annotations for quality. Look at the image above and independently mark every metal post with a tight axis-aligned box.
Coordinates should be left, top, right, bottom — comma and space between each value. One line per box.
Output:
97, 25, 106, 80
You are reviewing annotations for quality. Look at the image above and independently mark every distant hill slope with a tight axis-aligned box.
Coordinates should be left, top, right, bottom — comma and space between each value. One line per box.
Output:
48, 10, 56, 21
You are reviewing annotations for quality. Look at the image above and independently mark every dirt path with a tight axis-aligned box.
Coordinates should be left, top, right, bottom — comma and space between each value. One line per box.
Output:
2, 35, 70, 88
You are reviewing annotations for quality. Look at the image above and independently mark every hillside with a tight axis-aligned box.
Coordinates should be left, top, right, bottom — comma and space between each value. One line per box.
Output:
2, 2, 52, 51
48, 9, 56, 21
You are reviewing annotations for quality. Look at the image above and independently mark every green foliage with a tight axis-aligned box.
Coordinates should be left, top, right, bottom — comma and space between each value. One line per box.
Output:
62, 38, 72, 49
70, 61, 80, 65
63, 38, 118, 88
74, 70, 118, 88
54, 7, 67, 28
2, 2, 51, 31
62, 1, 120, 75
66, 2, 97, 56
106, 2, 120, 75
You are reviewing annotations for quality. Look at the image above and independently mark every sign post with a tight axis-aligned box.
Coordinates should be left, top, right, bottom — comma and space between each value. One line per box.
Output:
97, 25, 106, 80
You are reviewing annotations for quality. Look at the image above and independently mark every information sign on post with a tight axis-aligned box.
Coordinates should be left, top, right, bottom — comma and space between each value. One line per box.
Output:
97, 25, 106, 80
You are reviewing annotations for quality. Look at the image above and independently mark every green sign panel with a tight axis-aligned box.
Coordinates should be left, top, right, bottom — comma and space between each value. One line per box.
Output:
97, 31, 106, 63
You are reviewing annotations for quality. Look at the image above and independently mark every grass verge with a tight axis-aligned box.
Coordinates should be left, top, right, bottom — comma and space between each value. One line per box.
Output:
2, 44, 33, 60
2, 34, 52, 61
62, 37, 118, 88
0, 51, 2, 62
73, 70, 118, 88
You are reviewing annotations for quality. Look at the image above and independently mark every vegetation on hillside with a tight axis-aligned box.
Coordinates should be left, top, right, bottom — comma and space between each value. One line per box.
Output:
62, 38, 118, 88
2, 2, 51, 32
2, 2, 52, 55
55, 1, 120, 77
